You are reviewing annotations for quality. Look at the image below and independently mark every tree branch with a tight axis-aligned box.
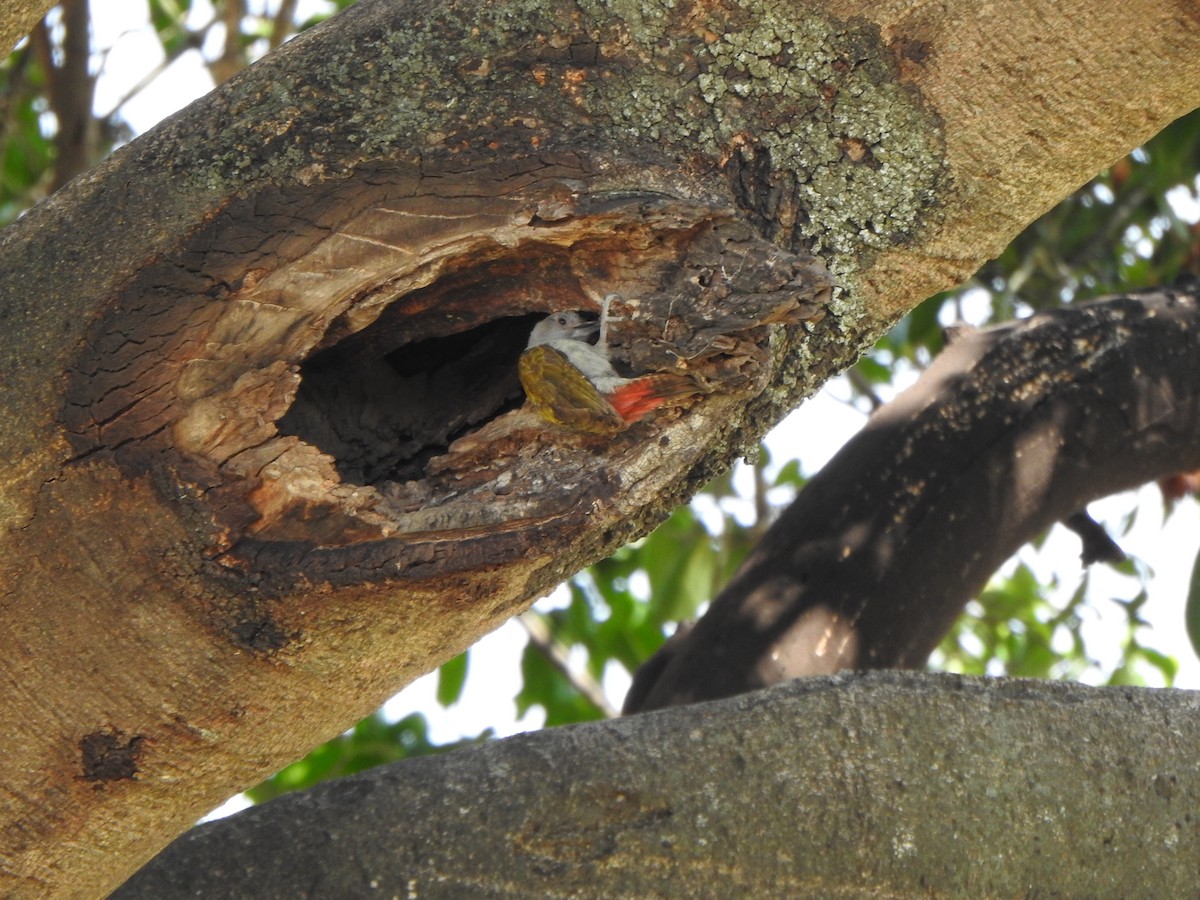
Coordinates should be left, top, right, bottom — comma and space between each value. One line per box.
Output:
2, 0, 1199, 893
628, 284, 1200, 712
112, 673, 1200, 898
1063, 509, 1127, 565
269, 0, 299, 51
0, 1, 56, 57
33, 0, 96, 191
210, 0, 245, 85
519, 611, 620, 719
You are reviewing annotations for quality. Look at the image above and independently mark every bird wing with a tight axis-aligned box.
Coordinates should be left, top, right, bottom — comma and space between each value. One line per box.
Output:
519, 345, 627, 434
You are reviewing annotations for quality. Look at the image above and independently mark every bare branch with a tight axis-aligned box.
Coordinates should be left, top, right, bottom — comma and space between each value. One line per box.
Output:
269, 0, 299, 51
519, 611, 620, 719
210, 0, 245, 84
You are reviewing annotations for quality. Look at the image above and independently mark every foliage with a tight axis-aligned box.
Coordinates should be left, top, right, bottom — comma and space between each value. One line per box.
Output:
0, 34, 54, 221
936, 561, 1178, 687
2, 1, 1198, 803
1188, 550, 1200, 662
245, 710, 491, 804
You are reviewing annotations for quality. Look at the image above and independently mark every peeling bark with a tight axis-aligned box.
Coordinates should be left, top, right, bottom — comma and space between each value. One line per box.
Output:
62, 167, 832, 584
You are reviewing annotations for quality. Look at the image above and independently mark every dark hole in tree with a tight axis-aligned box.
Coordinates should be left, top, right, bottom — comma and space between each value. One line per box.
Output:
276, 314, 544, 486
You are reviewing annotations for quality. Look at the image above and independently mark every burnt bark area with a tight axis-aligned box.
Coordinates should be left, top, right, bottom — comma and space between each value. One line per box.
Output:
627, 282, 1200, 713
276, 312, 540, 485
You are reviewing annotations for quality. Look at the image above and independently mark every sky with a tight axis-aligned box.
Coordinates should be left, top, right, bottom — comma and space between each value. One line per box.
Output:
67, 0, 1200, 816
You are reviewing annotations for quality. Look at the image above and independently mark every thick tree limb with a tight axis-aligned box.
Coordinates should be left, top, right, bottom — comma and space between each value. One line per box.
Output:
628, 285, 1200, 712
114, 673, 1200, 898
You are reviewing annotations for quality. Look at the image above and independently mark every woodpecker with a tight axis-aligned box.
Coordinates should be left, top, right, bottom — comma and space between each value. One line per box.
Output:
519, 302, 701, 434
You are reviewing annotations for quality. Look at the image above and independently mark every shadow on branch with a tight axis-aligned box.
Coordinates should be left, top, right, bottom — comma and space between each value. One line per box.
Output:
627, 281, 1200, 712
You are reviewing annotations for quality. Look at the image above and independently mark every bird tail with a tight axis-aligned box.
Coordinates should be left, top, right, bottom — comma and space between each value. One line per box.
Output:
608, 374, 702, 422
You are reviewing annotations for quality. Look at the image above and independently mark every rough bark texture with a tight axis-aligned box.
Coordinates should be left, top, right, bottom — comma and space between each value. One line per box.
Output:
114, 672, 1200, 898
627, 284, 1200, 712
1, 0, 1198, 894
0, 1, 53, 57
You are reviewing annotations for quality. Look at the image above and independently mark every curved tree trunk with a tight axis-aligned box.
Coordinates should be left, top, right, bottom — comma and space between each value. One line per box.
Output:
1, 0, 1198, 894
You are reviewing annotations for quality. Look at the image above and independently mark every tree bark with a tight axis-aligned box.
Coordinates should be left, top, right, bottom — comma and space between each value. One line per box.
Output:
627, 283, 1200, 712
113, 672, 1200, 898
0, 1, 53, 56
1, 0, 1198, 894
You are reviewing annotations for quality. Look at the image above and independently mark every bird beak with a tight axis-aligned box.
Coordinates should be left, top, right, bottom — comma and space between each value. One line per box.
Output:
572, 318, 600, 341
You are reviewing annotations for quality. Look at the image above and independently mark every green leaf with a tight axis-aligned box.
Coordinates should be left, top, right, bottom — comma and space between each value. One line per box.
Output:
245, 712, 491, 803
1185, 545, 1200, 661
772, 459, 806, 490
436, 651, 469, 707
852, 355, 891, 385
1137, 646, 1178, 685
515, 642, 603, 726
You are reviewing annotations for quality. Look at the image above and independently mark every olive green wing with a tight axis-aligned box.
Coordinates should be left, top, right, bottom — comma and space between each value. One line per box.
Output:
518, 345, 626, 434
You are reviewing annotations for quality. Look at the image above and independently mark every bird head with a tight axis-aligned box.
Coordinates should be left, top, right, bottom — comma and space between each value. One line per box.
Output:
526, 311, 600, 348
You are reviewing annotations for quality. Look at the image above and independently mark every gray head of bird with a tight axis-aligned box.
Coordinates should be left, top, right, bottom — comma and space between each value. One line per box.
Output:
526, 310, 600, 348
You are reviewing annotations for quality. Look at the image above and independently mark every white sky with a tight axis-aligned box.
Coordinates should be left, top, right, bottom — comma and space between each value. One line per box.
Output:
72, 0, 1200, 818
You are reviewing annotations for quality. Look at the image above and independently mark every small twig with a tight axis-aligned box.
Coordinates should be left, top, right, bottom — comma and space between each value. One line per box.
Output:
752, 451, 769, 536
1064, 510, 1126, 565
599, 293, 618, 349
846, 367, 885, 411
269, 0, 300, 50
519, 611, 619, 718
102, 17, 216, 118
210, 0, 246, 85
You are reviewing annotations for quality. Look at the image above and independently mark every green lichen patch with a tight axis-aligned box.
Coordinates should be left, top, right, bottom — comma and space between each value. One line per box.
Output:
577, 1, 946, 265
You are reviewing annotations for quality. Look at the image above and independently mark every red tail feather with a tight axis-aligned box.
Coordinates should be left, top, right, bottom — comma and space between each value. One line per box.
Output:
607, 375, 699, 422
